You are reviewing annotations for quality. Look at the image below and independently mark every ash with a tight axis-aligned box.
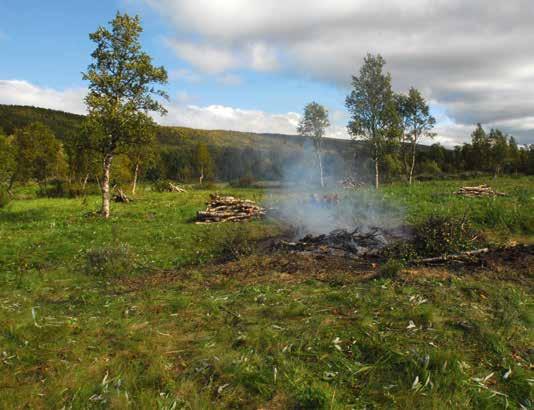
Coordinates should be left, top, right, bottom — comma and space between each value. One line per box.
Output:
279, 226, 410, 258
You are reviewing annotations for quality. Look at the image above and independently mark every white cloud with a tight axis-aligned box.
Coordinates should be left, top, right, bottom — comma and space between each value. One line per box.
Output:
0, 80, 87, 114
159, 102, 302, 135
165, 40, 240, 74
175, 90, 193, 104
247, 43, 279, 71
158, 99, 349, 139
217, 74, 243, 86
145, 0, 534, 144
169, 68, 202, 83
165, 39, 279, 75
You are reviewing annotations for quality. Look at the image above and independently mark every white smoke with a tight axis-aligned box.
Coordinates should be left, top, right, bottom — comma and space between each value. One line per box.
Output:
266, 143, 405, 238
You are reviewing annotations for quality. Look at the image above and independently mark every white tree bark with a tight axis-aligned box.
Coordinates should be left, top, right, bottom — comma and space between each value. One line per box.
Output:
409, 143, 416, 185
131, 161, 139, 195
101, 154, 113, 219
374, 154, 380, 189
199, 165, 204, 185
317, 151, 325, 188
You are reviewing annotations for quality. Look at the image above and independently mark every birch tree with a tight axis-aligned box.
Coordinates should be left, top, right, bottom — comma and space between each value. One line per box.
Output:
396, 88, 436, 184
83, 12, 167, 218
297, 102, 330, 187
346, 54, 399, 189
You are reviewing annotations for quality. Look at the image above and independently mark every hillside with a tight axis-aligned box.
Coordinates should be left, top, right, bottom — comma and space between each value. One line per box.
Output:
0, 105, 84, 139
0, 104, 352, 154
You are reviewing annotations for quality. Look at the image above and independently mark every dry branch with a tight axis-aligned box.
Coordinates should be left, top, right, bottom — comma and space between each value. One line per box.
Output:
413, 248, 490, 264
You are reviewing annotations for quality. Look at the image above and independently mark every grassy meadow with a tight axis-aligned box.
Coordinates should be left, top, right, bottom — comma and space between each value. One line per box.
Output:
0, 177, 532, 409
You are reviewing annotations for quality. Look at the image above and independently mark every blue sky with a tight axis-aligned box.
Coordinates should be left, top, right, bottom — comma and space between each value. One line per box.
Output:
0, 0, 345, 114
1, 0, 533, 145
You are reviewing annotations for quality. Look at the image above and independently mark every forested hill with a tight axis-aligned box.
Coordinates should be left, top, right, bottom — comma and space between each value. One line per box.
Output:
0, 105, 84, 138
0, 104, 352, 153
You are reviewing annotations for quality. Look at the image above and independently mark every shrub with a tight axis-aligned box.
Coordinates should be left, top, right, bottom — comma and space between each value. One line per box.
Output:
230, 176, 256, 188
37, 179, 99, 198
194, 224, 255, 262
419, 160, 442, 176
292, 384, 328, 410
413, 215, 483, 257
0, 188, 10, 208
383, 240, 418, 262
379, 259, 404, 279
191, 181, 217, 190
152, 179, 175, 192
85, 243, 135, 277
37, 179, 70, 198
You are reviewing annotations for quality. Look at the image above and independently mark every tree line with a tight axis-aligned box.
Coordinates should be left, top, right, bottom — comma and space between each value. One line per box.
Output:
298, 53, 534, 188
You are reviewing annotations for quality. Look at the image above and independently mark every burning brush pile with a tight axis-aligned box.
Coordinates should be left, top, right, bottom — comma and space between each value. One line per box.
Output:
196, 194, 265, 224
279, 226, 409, 258
277, 211, 495, 265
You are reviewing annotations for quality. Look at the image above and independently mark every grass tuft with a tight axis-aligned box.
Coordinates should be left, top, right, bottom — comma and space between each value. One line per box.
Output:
85, 242, 135, 277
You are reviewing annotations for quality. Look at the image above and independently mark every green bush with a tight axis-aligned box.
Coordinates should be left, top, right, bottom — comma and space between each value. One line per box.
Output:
413, 215, 483, 257
194, 224, 255, 262
419, 160, 442, 175
37, 179, 99, 198
293, 384, 328, 410
152, 179, 176, 192
191, 181, 217, 190
0, 188, 10, 208
230, 176, 256, 188
85, 243, 135, 277
379, 259, 405, 279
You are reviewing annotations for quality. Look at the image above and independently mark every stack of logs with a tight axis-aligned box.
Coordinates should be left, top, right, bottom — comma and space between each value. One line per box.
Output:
454, 184, 506, 198
196, 194, 265, 224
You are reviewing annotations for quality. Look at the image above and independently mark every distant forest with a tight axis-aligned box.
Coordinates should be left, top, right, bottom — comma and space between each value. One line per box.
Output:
1, 104, 533, 191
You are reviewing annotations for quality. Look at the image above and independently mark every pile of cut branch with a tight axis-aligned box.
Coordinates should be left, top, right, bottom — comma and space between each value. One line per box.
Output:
196, 194, 265, 224
162, 182, 187, 193
113, 188, 132, 203
168, 182, 186, 193
308, 193, 340, 207
454, 184, 506, 197
338, 177, 364, 190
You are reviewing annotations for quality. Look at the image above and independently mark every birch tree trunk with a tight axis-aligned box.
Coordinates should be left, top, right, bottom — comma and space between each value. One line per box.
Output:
402, 146, 410, 182
409, 142, 417, 185
132, 161, 139, 195
82, 174, 89, 192
317, 151, 325, 188
374, 154, 380, 189
101, 154, 113, 219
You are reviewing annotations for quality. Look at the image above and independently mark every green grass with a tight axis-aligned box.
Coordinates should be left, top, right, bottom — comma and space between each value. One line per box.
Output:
386, 177, 534, 237
0, 178, 532, 409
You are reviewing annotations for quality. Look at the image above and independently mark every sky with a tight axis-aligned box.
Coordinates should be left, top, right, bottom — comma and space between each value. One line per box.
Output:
1, 0, 533, 147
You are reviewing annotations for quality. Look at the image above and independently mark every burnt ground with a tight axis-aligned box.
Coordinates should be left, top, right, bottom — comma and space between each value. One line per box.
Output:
120, 243, 534, 292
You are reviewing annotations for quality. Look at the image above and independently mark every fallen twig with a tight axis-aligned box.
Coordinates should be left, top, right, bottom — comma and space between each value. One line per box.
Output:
413, 248, 490, 265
